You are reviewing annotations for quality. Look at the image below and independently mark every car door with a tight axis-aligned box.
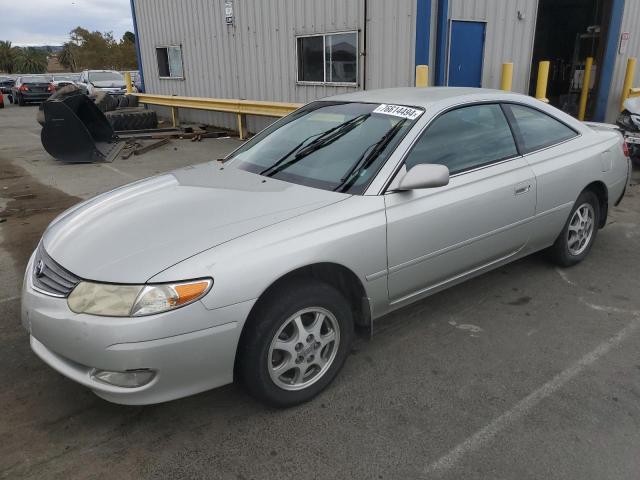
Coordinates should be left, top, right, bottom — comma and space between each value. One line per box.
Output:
385, 103, 536, 304
502, 103, 582, 251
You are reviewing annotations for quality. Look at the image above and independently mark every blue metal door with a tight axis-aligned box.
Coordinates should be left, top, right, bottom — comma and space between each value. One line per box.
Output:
448, 21, 485, 87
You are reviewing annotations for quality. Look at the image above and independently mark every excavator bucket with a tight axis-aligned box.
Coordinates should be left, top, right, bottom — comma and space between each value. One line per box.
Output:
41, 93, 125, 163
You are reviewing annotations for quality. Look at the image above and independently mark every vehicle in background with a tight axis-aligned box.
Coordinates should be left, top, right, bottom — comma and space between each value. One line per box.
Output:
77, 70, 132, 95
51, 74, 80, 90
0, 76, 15, 94
22, 88, 631, 408
617, 97, 640, 166
11, 76, 54, 106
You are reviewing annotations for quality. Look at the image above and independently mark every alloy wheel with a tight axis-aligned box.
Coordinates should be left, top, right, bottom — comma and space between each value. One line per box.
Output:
268, 307, 340, 391
567, 202, 595, 256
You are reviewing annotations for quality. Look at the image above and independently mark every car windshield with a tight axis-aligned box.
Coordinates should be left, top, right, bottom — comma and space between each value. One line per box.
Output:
54, 75, 75, 81
22, 76, 50, 83
89, 71, 124, 82
229, 101, 422, 194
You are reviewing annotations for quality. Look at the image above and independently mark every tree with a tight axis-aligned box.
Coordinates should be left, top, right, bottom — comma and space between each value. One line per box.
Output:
58, 42, 78, 71
0, 40, 17, 73
14, 47, 47, 74
123, 31, 135, 44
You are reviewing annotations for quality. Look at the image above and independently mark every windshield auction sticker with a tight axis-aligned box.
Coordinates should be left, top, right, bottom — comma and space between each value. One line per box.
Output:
373, 104, 422, 120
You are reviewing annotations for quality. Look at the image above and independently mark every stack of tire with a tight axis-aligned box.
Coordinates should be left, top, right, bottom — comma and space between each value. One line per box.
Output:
37, 85, 158, 131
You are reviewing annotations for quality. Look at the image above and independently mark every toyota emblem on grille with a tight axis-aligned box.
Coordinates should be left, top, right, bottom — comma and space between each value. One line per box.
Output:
35, 260, 45, 278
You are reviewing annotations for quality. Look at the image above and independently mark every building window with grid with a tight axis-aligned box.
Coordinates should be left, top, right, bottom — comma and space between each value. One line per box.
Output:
156, 46, 184, 79
296, 32, 358, 85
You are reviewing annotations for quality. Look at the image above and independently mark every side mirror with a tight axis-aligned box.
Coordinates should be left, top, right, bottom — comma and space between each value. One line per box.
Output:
395, 164, 450, 191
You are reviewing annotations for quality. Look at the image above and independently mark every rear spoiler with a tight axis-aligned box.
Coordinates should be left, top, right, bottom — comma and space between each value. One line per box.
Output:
582, 121, 622, 132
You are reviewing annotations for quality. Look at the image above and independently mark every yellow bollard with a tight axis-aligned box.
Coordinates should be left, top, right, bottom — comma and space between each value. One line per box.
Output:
578, 57, 593, 121
124, 72, 133, 94
501, 63, 513, 91
620, 57, 637, 111
415, 65, 429, 88
535, 61, 550, 103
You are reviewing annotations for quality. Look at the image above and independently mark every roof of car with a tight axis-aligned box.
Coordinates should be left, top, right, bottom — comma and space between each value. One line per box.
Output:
324, 87, 524, 109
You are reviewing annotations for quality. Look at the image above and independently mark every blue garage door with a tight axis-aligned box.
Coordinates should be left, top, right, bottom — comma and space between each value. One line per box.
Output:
448, 21, 486, 87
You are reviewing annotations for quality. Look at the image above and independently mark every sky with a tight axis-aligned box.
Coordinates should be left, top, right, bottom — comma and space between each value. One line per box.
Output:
1, 0, 134, 46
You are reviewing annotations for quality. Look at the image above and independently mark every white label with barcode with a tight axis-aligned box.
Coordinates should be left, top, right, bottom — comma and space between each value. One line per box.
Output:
372, 104, 422, 120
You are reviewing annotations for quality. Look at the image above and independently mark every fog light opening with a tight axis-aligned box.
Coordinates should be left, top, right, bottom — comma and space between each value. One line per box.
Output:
91, 368, 156, 388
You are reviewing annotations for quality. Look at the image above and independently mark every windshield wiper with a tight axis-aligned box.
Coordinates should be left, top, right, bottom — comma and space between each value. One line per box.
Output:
333, 119, 408, 193
261, 113, 371, 177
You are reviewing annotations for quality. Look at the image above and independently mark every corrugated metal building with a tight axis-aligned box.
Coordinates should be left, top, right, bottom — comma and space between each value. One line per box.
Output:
131, 0, 640, 130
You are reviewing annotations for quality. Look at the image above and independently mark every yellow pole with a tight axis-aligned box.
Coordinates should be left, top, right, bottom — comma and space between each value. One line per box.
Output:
578, 57, 593, 121
171, 106, 179, 127
124, 72, 133, 94
501, 63, 513, 91
237, 113, 247, 140
535, 60, 550, 103
620, 57, 637, 111
415, 65, 429, 87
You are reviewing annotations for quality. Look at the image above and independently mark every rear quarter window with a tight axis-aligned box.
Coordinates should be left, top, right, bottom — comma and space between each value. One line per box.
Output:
506, 104, 577, 154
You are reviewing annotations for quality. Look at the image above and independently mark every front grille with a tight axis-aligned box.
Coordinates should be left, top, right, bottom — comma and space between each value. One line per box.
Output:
32, 246, 81, 297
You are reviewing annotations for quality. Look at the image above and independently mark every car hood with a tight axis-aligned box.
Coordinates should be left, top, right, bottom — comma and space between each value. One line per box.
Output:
92, 81, 125, 89
43, 163, 348, 283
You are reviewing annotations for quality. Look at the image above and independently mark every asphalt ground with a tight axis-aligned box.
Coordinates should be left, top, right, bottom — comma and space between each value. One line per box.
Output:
1, 100, 640, 480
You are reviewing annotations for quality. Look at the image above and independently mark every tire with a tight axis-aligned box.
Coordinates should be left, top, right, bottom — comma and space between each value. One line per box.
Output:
238, 280, 354, 407
104, 108, 158, 131
93, 91, 118, 112
117, 95, 129, 108
126, 94, 139, 108
549, 190, 600, 267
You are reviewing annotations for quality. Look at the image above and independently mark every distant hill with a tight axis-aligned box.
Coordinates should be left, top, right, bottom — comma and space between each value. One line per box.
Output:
17, 45, 63, 53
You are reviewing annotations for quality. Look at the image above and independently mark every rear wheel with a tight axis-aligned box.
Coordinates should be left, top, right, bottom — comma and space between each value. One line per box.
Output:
238, 280, 354, 407
550, 190, 600, 267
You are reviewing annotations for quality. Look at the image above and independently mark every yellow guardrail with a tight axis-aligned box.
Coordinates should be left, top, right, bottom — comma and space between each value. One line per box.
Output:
134, 93, 303, 139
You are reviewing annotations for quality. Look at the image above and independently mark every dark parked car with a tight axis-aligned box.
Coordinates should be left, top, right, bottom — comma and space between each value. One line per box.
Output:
0, 76, 15, 94
11, 76, 54, 106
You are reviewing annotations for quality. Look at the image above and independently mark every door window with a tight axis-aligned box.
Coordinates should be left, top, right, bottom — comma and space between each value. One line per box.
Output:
505, 104, 577, 153
404, 104, 518, 174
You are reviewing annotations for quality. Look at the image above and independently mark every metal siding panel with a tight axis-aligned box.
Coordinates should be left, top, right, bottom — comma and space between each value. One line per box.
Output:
366, 0, 417, 89
606, 0, 640, 122
134, 0, 415, 131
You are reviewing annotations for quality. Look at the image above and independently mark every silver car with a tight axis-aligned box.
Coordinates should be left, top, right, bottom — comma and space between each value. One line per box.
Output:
22, 88, 631, 407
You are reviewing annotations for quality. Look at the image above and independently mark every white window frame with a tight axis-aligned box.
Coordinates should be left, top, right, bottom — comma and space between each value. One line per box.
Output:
295, 31, 359, 87
156, 45, 185, 80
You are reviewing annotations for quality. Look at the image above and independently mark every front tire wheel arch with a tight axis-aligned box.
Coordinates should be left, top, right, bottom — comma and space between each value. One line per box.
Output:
236, 278, 355, 407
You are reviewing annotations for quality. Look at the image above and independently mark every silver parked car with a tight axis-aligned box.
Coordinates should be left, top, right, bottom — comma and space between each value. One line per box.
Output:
22, 88, 631, 407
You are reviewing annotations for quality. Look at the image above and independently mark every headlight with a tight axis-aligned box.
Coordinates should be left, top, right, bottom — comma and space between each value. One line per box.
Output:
631, 114, 640, 129
67, 279, 212, 317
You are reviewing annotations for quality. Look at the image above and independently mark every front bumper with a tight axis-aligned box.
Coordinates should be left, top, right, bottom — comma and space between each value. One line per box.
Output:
21, 252, 255, 405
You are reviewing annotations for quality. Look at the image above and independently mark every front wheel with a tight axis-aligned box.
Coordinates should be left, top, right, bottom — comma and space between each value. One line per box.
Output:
238, 280, 354, 407
549, 190, 600, 267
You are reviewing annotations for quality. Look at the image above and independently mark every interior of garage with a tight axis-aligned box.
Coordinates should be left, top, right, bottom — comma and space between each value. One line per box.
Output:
529, 0, 613, 119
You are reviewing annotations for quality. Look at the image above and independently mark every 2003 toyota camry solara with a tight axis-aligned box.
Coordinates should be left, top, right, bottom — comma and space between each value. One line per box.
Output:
22, 88, 631, 407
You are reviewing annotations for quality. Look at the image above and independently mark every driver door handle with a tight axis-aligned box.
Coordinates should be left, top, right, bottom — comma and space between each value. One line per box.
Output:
514, 184, 531, 196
